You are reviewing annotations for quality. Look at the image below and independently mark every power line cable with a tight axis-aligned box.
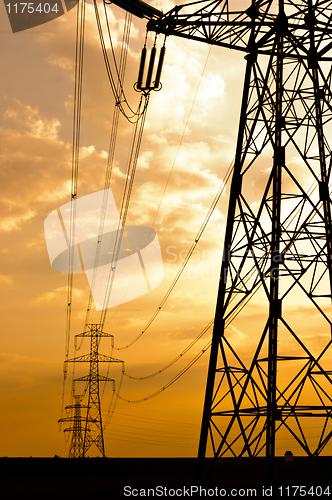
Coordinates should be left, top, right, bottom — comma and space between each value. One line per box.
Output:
105, 411, 200, 427
104, 428, 196, 442
94, 0, 149, 122
104, 370, 124, 428
60, 0, 86, 424
76, 7, 147, 332
124, 319, 214, 379
117, 339, 212, 403
112, 181, 326, 402
65, 5, 150, 433
62, 0, 270, 433
113, 159, 234, 351
99, 103, 149, 325
81, 6, 149, 328
104, 45, 215, 329
147, 45, 212, 236
105, 422, 198, 438
103, 434, 197, 448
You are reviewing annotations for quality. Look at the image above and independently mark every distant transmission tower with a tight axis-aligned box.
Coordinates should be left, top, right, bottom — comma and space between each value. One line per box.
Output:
147, 0, 332, 483
59, 395, 86, 458
68, 395, 85, 458
63, 324, 122, 457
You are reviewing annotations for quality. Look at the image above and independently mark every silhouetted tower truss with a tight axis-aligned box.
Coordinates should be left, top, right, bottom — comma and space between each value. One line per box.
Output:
148, 0, 332, 482
68, 395, 85, 458
67, 324, 122, 457
59, 395, 87, 458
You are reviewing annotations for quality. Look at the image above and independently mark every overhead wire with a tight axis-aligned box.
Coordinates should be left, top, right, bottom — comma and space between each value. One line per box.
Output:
69, 5, 332, 439
69, 8, 135, 407
83, 95, 147, 328
59, 0, 233, 446
63, 0, 152, 435
99, 43, 237, 426
102, 45, 222, 350
76, 12, 222, 362
96, 44, 242, 424
99, 102, 149, 324
124, 319, 214, 380
81, 2, 149, 331
104, 370, 124, 429
61, 1, 141, 428
81, 23, 215, 344
106, 422, 198, 439
149, 46, 212, 232
103, 2, 131, 102
104, 425, 197, 442
97, 44, 244, 425
110, 156, 332, 405
60, 0, 86, 424
113, 158, 234, 351
82, 8, 139, 330
103, 433, 198, 448
103, 45, 214, 330
106, 410, 200, 427
116, 283, 259, 403
63, 0, 278, 431
117, 340, 212, 403
94, 0, 149, 122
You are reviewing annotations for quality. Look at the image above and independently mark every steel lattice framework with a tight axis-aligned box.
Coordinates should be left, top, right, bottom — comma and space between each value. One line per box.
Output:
63, 324, 122, 457
147, 0, 332, 483
59, 395, 86, 458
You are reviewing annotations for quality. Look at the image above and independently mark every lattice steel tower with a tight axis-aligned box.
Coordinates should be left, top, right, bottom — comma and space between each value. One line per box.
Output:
148, 0, 332, 482
59, 394, 86, 458
61, 324, 122, 457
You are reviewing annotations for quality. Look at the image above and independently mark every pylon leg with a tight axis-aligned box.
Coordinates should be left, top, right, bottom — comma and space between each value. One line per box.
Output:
196, 5, 332, 485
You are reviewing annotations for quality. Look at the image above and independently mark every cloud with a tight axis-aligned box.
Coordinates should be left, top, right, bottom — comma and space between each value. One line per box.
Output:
35, 286, 83, 303
0, 97, 122, 236
225, 324, 247, 344
0, 209, 37, 232
0, 274, 13, 285
36, 181, 72, 202
0, 101, 70, 230
0, 353, 59, 390
4, 101, 62, 140
169, 326, 201, 340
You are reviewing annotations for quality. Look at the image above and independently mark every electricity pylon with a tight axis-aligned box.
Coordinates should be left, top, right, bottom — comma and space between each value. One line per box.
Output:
59, 394, 86, 458
64, 324, 122, 457
148, 0, 332, 483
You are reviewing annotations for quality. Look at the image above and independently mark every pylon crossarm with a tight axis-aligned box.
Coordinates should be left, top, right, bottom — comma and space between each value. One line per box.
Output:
147, 0, 332, 58
106, 0, 163, 19
67, 354, 122, 363
147, 0, 272, 52
76, 329, 114, 338
74, 375, 115, 382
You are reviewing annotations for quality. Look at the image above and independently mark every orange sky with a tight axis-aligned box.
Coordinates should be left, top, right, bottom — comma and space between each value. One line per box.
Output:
1, 0, 332, 460
0, 0, 243, 458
